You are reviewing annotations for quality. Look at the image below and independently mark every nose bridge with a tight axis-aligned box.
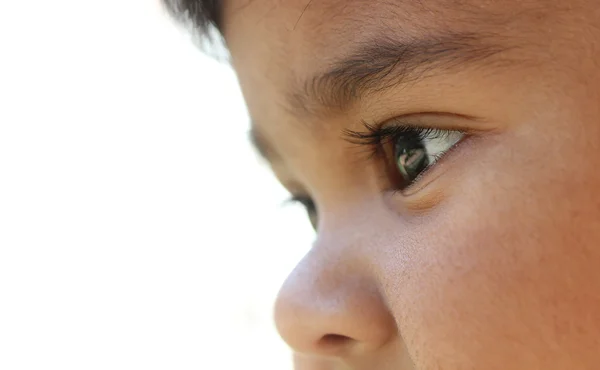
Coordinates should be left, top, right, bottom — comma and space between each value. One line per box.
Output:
274, 227, 397, 358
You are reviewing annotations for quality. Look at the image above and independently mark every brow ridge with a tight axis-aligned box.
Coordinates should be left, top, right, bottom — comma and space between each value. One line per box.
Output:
288, 32, 511, 117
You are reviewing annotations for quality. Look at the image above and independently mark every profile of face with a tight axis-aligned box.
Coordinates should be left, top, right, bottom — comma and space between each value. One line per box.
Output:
178, 0, 600, 368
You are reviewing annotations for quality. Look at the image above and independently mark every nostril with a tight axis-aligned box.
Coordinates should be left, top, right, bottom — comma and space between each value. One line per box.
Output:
318, 334, 353, 350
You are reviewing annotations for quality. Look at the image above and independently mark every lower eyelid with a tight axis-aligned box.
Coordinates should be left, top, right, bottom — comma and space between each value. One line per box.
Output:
403, 188, 446, 213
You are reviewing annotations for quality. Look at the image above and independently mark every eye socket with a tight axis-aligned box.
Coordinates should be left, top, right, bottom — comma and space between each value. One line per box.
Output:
284, 120, 465, 228
394, 129, 464, 190
344, 121, 465, 192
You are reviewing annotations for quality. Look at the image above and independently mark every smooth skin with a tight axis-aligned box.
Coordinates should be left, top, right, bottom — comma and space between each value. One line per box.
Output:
221, 0, 600, 369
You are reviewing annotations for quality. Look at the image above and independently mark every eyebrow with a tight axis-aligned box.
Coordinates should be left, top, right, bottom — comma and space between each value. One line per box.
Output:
288, 32, 511, 118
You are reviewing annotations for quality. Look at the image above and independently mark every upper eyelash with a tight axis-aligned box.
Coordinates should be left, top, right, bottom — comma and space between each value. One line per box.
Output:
284, 195, 317, 213
342, 120, 451, 158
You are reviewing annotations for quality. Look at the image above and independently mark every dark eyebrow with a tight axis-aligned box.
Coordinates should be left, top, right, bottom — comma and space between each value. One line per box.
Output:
288, 32, 511, 117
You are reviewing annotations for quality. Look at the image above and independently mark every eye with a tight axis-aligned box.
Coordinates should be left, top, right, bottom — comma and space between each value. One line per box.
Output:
394, 129, 464, 190
344, 121, 465, 192
288, 195, 318, 230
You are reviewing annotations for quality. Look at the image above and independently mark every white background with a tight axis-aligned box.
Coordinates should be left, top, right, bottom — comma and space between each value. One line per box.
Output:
0, 1, 313, 368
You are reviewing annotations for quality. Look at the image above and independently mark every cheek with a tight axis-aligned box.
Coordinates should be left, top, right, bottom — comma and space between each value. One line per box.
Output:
384, 127, 600, 368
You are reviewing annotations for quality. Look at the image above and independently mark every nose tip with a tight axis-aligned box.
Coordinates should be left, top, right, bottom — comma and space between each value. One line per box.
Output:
273, 247, 396, 358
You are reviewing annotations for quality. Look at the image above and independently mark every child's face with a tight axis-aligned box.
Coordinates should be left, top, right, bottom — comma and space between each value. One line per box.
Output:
222, 0, 600, 368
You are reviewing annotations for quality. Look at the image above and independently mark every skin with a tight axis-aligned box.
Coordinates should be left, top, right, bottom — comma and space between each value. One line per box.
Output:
220, 0, 600, 369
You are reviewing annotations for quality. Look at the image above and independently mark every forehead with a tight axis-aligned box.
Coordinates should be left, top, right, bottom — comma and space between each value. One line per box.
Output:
221, 0, 536, 65
222, 1, 543, 91
220, 0, 559, 137
227, 1, 464, 72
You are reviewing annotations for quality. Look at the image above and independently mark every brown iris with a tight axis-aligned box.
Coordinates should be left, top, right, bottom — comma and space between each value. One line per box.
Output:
395, 135, 430, 189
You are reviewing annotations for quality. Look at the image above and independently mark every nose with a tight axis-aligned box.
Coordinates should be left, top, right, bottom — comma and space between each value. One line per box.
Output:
274, 235, 397, 358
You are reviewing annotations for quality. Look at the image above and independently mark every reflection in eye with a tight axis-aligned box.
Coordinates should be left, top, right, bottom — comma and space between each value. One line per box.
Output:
394, 129, 463, 190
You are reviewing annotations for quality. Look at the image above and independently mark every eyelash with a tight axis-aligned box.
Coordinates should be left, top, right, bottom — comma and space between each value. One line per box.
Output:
285, 195, 317, 213
343, 120, 452, 159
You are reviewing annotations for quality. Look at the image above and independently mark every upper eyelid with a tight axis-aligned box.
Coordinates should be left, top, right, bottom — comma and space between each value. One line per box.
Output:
341, 111, 492, 150
342, 120, 452, 147
374, 111, 496, 135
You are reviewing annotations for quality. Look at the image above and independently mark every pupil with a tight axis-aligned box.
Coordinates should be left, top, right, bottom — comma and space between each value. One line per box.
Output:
395, 138, 430, 187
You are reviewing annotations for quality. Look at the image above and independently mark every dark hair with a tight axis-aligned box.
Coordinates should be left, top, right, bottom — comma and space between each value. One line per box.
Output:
162, 0, 222, 37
